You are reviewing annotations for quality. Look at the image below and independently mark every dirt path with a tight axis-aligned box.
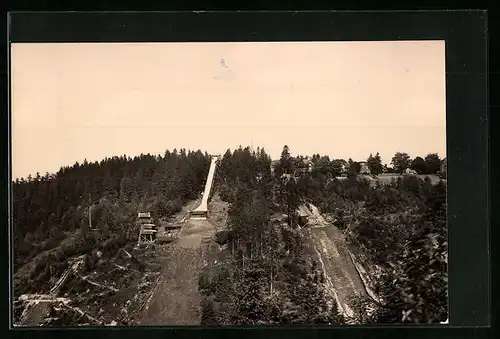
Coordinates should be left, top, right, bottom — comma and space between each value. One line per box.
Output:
137, 205, 216, 325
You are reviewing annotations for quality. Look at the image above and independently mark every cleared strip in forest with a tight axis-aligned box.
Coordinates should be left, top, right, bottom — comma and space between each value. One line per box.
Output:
137, 201, 218, 325
306, 204, 368, 319
137, 220, 216, 325
138, 158, 220, 324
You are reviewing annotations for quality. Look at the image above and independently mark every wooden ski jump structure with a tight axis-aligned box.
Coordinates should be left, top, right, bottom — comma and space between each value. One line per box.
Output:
136, 154, 219, 244
190, 155, 220, 220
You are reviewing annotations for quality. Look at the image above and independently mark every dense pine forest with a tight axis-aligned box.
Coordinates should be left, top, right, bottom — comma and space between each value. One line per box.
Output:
12, 145, 447, 326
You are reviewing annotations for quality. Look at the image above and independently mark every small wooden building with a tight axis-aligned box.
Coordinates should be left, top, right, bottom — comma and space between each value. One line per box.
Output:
359, 162, 371, 175
296, 205, 310, 227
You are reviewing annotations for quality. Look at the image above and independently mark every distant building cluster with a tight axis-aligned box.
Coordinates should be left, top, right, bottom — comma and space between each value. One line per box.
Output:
269, 155, 447, 180
295, 158, 313, 173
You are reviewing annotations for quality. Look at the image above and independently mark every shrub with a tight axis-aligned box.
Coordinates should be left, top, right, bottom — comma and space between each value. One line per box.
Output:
198, 270, 213, 296
201, 297, 219, 325
214, 230, 230, 245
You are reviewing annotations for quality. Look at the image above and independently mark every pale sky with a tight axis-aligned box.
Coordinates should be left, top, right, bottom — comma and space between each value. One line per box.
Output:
11, 41, 446, 180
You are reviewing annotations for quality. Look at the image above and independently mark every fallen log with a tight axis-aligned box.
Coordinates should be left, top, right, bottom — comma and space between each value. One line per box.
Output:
112, 263, 127, 271
79, 276, 119, 292
59, 303, 102, 325
136, 270, 162, 318
18, 296, 72, 304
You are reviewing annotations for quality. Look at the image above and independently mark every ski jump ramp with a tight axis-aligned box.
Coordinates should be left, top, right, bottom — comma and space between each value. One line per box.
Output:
190, 155, 219, 220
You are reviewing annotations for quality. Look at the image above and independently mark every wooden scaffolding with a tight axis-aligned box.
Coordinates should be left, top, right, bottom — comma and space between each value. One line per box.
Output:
137, 212, 157, 245
138, 225, 157, 245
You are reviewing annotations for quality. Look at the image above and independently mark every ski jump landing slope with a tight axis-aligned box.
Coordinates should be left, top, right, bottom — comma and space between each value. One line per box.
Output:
190, 156, 218, 219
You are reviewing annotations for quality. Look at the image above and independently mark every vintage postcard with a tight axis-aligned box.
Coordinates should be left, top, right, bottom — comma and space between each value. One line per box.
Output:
11, 41, 447, 326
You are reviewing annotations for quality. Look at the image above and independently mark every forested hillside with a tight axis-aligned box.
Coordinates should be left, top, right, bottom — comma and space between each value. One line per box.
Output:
201, 145, 447, 324
200, 146, 343, 325
13, 149, 210, 297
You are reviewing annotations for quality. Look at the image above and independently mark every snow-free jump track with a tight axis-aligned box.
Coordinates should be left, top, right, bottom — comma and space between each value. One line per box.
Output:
190, 155, 219, 219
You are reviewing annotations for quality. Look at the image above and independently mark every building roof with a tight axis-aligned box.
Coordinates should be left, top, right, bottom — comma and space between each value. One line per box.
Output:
138, 212, 151, 218
359, 163, 371, 174
297, 205, 310, 217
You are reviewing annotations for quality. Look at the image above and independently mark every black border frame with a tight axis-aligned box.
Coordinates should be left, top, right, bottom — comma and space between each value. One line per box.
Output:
5, 10, 490, 337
